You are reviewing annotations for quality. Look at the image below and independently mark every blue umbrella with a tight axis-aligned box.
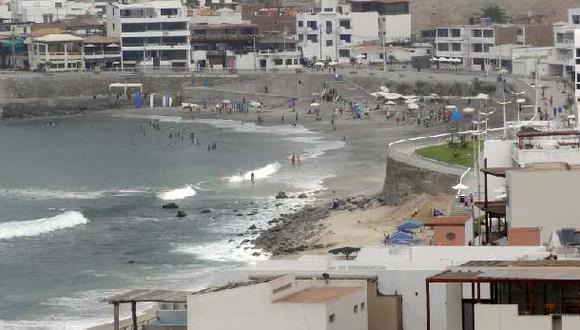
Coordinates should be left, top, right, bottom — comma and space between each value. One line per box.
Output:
397, 220, 424, 231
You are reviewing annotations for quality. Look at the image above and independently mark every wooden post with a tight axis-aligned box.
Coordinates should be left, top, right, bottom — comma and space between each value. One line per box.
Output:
113, 303, 120, 330
426, 280, 431, 330
131, 301, 138, 330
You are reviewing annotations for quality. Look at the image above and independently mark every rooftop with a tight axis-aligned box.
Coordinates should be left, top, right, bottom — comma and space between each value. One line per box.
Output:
34, 34, 83, 42
274, 286, 362, 303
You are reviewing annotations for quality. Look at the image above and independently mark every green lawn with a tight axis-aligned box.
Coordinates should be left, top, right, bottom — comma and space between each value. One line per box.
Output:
415, 141, 481, 168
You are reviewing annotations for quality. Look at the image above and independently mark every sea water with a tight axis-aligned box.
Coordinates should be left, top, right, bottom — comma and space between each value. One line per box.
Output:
0, 115, 344, 329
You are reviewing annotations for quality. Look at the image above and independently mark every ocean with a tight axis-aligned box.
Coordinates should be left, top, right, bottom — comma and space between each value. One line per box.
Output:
0, 114, 344, 329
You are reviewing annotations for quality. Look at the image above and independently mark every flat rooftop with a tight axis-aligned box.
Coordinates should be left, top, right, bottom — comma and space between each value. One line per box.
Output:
275, 286, 362, 304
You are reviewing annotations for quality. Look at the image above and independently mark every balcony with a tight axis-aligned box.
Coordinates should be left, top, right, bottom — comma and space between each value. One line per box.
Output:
121, 30, 190, 38
190, 33, 254, 42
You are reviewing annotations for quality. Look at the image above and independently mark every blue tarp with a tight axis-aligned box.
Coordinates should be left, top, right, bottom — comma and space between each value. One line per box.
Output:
134, 93, 143, 108
397, 220, 424, 231
390, 231, 414, 241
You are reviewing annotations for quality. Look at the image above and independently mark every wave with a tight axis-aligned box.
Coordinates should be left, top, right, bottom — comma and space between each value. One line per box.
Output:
0, 211, 89, 240
226, 162, 281, 183
172, 241, 269, 263
111, 114, 194, 123
198, 119, 314, 136
0, 188, 145, 200
156, 185, 197, 201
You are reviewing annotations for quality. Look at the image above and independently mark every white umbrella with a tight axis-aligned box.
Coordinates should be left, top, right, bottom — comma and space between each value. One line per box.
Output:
430, 93, 439, 97
385, 101, 397, 105
408, 103, 420, 109
371, 92, 380, 97
222, 99, 231, 104
549, 229, 562, 249
328, 61, 338, 66
310, 102, 320, 107
568, 114, 576, 119
383, 93, 403, 100
313, 61, 325, 67
450, 58, 462, 63
403, 95, 418, 100
438, 57, 449, 62
356, 54, 366, 59
476, 93, 490, 100
462, 107, 475, 114
107, 43, 120, 48
516, 98, 526, 104
84, 44, 96, 47
429, 57, 438, 62
445, 105, 457, 110
404, 99, 417, 104
452, 183, 468, 190
380, 86, 390, 92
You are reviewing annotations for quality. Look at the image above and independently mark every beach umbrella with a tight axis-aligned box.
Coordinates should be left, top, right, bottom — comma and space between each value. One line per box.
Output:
516, 98, 526, 104
356, 54, 366, 59
380, 86, 390, 92
403, 95, 418, 100
408, 103, 420, 109
404, 99, 417, 104
107, 43, 120, 48
445, 105, 457, 110
452, 183, 468, 190
84, 44, 96, 47
328, 246, 361, 260
462, 107, 475, 114
310, 102, 320, 107
568, 114, 576, 119
429, 57, 438, 62
397, 220, 424, 231
430, 93, 439, 97
385, 101, 397, 105
438, 56, 449, 62
371, 92, 380, 97
313, 61, 325, 67
222, 99, 231, 104
549, 229, 562, 249
476, 93, 490, 100
328, 60, 339, 66
383, 93, 403, 100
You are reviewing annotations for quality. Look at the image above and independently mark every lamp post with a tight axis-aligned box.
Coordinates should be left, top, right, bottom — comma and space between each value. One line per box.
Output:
511, 91, 526, 127
497, 99, 512, 139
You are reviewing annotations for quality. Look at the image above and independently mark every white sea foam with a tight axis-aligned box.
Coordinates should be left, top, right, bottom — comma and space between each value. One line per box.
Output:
0, 211, 88, 240
172, 241, 269, 263
0, 188, 145, 200
226, 162, 281, 183
156, 185, 197, 200
198, 119, 314, 136
111, 114, 194, 123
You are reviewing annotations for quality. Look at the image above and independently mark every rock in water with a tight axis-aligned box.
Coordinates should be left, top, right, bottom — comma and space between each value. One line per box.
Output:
248, 224, 257, 230
275, 191, 288, 199
200, 209, 212, 214
176, 210, 187, 218
297, 193, 307, 199
162, 203, 179, 209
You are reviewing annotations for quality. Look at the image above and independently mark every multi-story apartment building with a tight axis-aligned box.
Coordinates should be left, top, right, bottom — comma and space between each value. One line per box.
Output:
106, 0, 191, 70
348, 0, 411, 44
434, 23, 553, 71
296, 0, 378, 62
10, 0, 96, 23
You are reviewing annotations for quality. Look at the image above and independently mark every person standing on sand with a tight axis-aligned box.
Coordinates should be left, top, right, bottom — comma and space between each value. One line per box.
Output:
282, 115, 285, 123
291, 154, 296, 166
251, 172, 255, 184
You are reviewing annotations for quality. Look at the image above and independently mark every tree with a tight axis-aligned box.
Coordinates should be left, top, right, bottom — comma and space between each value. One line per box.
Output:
481, 5, 510, 23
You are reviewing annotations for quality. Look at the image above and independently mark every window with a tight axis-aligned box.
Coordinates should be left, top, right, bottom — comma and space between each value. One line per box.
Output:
326, 40, 333, 46
472, 29, 482, 37
339, 20, 351, 29
339, 34, 351, 43
451, 43, 461, 51
160, 8, 178, 16
576, 48, 580, 57
361, 302, 365, 310
298, 20, 303, 27
285, 59, 292, 65
574, 15, 580, 25
328, 314, 335, 322
339, 49, 350, 58
323, 7, 333, 12
483, 29, 493, 38
353, 305, 358, 313
437, 43, 449, 51
379, 53, 384, 59
274, 58, 283, 65
298, 34, 304, 42
306, 34, 318, 43
472, 44, 482, 52
483, 44, 490, 53
326, 21, 332, 34
451, 29, 460, 37
307, 21, 317, 30
436, 29, 448, 37
293, 59, 299, 64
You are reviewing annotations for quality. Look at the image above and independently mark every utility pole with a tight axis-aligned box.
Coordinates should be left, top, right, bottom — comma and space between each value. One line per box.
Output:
318, 23, 322, 60
382, 31, 386, 72
283, 25, 286, 53
253, 33, 257, 71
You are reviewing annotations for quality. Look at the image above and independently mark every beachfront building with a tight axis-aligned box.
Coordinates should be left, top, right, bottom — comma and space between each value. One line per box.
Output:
347, 41, 430, 65
106, 0, 191, 70
296, 0, 378, 63
427, 260, 580, 330
28, 33, 84, 71
242, 4, 299, 34
83, 36, 121, 70
434, 23, 553, 72
240, 246, 548, 330
0, 21, 31, 68
348, 0, 411, 44
187, 275, 368, 330
10, 0, 97, 23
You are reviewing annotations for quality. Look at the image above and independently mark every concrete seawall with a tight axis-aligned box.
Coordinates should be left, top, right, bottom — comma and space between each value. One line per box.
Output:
382, 134, 469, 206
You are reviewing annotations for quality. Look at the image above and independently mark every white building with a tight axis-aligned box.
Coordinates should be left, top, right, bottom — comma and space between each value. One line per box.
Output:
29, 33, 84, 71
347, 0, 411, 44
106, 0, 191, 70
239, 245, 547, 330
296, 0, 378, 62
10, 0, 96, 23
187, 275, 368, 330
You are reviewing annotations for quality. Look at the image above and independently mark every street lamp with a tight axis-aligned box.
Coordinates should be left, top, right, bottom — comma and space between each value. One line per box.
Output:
497, 99, 512, 139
